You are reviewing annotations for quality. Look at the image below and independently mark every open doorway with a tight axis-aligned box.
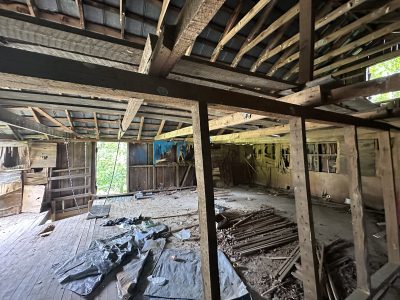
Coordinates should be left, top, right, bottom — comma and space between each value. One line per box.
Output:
96, 142, 128, 195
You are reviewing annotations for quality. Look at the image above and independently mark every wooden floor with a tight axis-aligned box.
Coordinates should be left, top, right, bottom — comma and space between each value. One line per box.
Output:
0, 198, 138, 300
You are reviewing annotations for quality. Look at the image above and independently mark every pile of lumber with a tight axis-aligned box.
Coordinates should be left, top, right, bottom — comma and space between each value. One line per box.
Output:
285, 239, 355, 299
222, 208, 298, 257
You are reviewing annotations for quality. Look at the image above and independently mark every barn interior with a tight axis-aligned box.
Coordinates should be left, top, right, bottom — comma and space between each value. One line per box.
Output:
1, 0, 400, 299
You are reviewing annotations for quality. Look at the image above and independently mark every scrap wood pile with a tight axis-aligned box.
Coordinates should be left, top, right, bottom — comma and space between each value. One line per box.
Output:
266, 239, 355, 300
218, 207, 298, 259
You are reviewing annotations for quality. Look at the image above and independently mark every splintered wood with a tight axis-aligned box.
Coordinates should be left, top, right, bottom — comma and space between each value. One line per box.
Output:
219, 207, 298, 257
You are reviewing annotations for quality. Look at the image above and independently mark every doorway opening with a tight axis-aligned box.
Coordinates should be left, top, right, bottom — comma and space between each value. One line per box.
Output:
96, 142, 128, 195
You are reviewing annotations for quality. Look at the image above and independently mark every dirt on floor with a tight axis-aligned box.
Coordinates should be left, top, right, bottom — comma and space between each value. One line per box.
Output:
119, 185, 391, 299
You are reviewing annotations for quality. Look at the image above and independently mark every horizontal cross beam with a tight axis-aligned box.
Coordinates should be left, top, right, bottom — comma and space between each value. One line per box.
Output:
0, 47, 396, 132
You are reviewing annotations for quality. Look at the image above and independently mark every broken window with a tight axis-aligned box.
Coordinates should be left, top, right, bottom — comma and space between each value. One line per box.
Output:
307, 142, 337, 173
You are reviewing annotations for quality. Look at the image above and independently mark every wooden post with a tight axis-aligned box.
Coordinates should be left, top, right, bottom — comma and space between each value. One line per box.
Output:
90, 142, 96, 195
289, 117, 320, 300
344, 126, 371, 292
192, 101, 220, 300
392, 136, 400, 225
298, 0, 315, 84
378, 131, 400, 264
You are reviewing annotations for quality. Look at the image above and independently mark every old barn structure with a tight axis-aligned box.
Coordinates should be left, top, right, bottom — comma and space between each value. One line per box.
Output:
1, 0, 400, 299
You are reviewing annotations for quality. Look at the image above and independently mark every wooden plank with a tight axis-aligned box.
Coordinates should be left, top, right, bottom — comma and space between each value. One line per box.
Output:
136, 116, 145, 141
252, 0, 368, 71
344, 126, 371, 293
289, 117, 320, 300
0, 47, 396, 132
210, 0, 272, 62
156, 0, 170, 35
93, 112, 100, 139
32, 107, 75, 134
28, 107, 49, 140
26, 0, 38, 17
0, 107, 72, 139
378, 131, 400, 264
192, 101, 220, 300
119, 98, 144, 139
22, 185, 45, 213
65, 110, 75, 131
156, 112, 266, 140
298, 0, 315, 84
144, 0, 225, 77
29, 142, 57, 168
231, 2, 299, 67
75, 0, 85, 29
157, 119, 166, 136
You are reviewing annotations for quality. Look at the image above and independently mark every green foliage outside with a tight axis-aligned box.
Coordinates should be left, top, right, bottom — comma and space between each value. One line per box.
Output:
96, 142, 127, 195
368, 56, 400, 103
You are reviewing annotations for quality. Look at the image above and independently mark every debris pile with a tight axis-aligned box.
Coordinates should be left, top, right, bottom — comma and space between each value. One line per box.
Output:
219, 208, 298, 259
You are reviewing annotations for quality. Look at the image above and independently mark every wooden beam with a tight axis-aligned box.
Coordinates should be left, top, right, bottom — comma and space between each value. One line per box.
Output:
0, 108, 72, 138
142, 0, 225, 77
7, 125, 23, 141
209, 107, 399, 143
156, 112, 266, 140
210, 0, 272, 62
65, 110, 75, 131
315, 37, 400, 77
0, 47, 396, 132
156, 0, 170, 35
298, 0, 315, 84
157, 119, 166, 136
119, 98, 143, 139
231, 3, 299, 67
333, 49, 400, 78
393, 136, 400, 226
191, 101, 220, 299
26, 0, 38, 17
93, 112, 99, 139
31, 107, 75, 134
29, 106, 49, 140
277, 1, 400, 74
120, 0, 126, 39
344, 126, 371, 293
231, 0, 277, 67
75, 0, 85, 29
252, 0, 368, 72
314, 21, 400, 71
289, 117, 320, 300
378, 131, 400, 264
212, 0, 243, 63
137, 116, 144, 141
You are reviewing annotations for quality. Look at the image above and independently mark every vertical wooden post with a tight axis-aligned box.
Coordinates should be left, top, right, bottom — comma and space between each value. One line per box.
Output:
392, 136, 400, 225
378, 131, 400, 264
90, 142, 96, 195
175, 163, 180, 187
298, 0, 315, 84
289, 117, 320, 300
192, 101, 221, 300
344, 126, 371, 292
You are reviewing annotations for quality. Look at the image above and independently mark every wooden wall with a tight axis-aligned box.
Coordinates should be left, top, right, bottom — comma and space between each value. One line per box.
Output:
128, 142, 195, 191
252, 139, 387, 209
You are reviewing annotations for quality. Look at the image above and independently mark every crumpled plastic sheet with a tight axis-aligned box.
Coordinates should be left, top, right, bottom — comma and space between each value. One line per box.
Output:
143, 249, 250, 300
52, 232, 136, 296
